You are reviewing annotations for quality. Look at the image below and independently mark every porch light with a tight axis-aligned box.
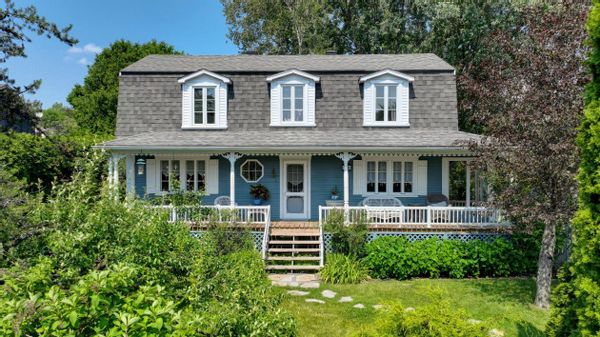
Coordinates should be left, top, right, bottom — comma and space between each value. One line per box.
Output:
136, 158, 145, 175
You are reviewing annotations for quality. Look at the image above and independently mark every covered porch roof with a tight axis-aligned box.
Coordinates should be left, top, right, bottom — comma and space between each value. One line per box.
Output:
98, 129, 481, 155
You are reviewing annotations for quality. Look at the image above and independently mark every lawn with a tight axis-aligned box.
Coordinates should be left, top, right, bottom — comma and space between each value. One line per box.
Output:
282, 278, 549, 337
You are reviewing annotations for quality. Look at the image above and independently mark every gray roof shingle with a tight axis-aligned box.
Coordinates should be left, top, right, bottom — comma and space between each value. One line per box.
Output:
100, 129, 479, 151
121, 54, 455, 73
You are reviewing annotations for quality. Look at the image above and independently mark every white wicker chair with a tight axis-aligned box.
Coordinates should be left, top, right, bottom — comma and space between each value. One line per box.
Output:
360, 196, 403, 224
214, 196, 235, 206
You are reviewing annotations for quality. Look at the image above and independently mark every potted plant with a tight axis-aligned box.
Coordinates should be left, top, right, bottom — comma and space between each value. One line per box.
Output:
249, 184, 270, 205
331, 185, 339, 200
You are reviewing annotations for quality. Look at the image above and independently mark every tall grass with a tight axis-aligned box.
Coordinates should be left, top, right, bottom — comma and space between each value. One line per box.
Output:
320, 253, 369, 284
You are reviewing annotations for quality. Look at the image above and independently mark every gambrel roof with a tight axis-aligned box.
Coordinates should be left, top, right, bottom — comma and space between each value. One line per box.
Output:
122, 53, 454, 73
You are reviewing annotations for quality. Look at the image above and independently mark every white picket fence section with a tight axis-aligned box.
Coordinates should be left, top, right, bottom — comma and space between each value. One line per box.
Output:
319, 206, 508, 228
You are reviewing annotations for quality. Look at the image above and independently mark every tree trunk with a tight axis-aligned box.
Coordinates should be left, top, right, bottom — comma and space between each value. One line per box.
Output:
535, 221, 557, 309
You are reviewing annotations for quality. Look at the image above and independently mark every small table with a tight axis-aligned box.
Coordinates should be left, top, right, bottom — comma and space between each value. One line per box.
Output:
325, 200, 344, 207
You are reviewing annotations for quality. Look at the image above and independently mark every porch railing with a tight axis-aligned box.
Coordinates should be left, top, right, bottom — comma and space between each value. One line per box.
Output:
151, 205, 271, 259
319, 205, 508, 228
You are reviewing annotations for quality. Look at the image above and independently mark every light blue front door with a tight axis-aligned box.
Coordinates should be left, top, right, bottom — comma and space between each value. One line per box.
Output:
282, 160, 309, 219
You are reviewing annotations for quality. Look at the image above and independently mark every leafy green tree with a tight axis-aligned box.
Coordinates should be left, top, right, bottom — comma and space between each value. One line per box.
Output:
40, 103, 78, 136
0, 0, 77, 131
547, 1, 600, 335
67, 40, 181, 135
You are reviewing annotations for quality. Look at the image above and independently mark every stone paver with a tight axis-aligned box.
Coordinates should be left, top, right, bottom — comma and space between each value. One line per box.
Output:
321, 290, 337, 298
338, 296, 353, 303
372, 304, 383, 310
405, 307, 415, 312
306, 298, 325, 304
287, 290, 309, 296
353, 304, 365, 309
488, 329, 505, 337
467, 319, 482, 325
269, 274, 320, 288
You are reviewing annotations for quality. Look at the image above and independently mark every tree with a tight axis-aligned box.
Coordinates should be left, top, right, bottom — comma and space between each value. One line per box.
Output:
0, 0, 77, 131
40, 102, 78, 136
547, 1, 600, 335
460, 2, 589, 309
67, 40, 181, 135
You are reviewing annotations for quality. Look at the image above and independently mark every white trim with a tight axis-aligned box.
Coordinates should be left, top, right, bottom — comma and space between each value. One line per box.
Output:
266, 69, 320, 82
280, 156, 311, 220
240, 159, 264, 183
359, 69, 415, 83
178, 69, 231, 84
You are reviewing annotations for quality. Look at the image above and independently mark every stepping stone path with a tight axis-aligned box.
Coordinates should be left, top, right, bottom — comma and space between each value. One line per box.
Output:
321, 290, 337, 298
287, 290, 309, 296
467, 319, 482, 325
269, 274, 320, 288
405, 307, 415, 312
338, 296, 353, 303
306, 298, 325, 304
299, 281, 320, 289
372, 304, 383, 310
488, 329, 505, 337
353, 304, 365, 309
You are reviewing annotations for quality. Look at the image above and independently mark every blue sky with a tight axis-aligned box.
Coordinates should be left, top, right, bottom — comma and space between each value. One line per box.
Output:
6, 0, 238, 108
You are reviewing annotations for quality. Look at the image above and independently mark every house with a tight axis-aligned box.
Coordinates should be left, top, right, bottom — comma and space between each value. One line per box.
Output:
101, 54, 505, 271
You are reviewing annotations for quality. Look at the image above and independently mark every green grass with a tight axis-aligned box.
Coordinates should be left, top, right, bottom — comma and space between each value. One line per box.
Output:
283, 278, 548, 337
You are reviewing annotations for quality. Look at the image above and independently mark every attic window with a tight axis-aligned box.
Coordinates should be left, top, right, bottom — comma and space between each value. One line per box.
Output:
194, 87, 216, 125
360, 70, 413, 127
179, 70, 229, 130
267, 69, 318, 127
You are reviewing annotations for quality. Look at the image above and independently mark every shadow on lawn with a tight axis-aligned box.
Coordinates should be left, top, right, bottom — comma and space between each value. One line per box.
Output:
469, 278, 537, 305
516, 321, 545, 337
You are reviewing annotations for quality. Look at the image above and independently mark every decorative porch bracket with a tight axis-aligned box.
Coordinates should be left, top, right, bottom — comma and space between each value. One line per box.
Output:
221, 152, 243, 206
335, 152, 357, 224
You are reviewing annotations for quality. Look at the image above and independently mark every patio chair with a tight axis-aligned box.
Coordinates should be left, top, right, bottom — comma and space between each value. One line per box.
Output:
427, 194, 450, 224
214, 195, 235, 206
360, 196, 403, 224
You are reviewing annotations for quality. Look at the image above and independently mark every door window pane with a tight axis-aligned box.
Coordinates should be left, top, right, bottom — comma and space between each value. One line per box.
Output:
287, 164, 304, 192
378, 161, 387, 192
287, 196, 304, 213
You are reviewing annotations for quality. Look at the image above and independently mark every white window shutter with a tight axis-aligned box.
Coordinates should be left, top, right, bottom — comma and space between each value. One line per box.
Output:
307, 82, 315, 125
270, 83, 281, 126
363, 83, 373, 125
181, 84, 192, 128
206, 159, 219, 195
146, 159, 157, 195
398, 81, 409, 125
219, 84, 228, 127
416, 160, 428, 195
353, 160, 365, 195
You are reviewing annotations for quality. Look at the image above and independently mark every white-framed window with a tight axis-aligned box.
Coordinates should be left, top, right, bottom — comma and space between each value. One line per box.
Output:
267, 69, 318, 127
366, 160, 415, 195
282, 85, 304, 122
148, 156, 218, 195
178, 70, 230, 130
375, 85, 397, 122
240, 159, 264, 183
360, 70, 413, 127
193, 87, 216, 125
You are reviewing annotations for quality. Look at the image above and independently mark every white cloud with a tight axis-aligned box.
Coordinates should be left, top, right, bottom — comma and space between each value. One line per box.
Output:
78, 57, 89, 65
67, 43, 102, 55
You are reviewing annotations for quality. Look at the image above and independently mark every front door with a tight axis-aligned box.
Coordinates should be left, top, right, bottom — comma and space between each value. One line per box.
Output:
282, 160, 309, 219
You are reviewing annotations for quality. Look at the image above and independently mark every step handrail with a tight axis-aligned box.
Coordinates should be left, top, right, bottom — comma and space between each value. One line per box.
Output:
261, 206, 271, 260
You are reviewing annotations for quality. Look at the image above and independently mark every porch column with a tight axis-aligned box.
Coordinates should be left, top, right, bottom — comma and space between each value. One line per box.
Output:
223, 152, 242, 206
335, 152, 357, 223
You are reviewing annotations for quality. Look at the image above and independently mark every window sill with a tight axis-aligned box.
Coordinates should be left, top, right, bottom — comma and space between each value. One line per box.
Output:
362, 123, 410, 128
361, 192, 420, 198
182, 125, 228, 130
270, 123, 316, 128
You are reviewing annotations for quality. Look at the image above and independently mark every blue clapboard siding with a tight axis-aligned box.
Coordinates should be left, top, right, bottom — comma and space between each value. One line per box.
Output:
133, 154, 445, 221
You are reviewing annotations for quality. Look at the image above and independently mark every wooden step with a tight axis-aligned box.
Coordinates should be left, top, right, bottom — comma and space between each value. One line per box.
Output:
268, 248, 320, 253
269, 240, 320, 245
267, 256, 321, 261
266, 265, 321, 271
270, 229, 320, 236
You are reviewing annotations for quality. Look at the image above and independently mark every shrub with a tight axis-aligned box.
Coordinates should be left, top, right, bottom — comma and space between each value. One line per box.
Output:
365, 236, 537, 280
324, 210, 368, 257
355, 299, 491, 337
320, 253, 369, 284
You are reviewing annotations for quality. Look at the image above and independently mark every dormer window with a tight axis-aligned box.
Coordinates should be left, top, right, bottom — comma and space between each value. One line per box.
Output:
282, 85, 304, 122
194, 87, 216, 125
178, 70, 230, 130
360, 69, 414, 127
267, 69, 319, 127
